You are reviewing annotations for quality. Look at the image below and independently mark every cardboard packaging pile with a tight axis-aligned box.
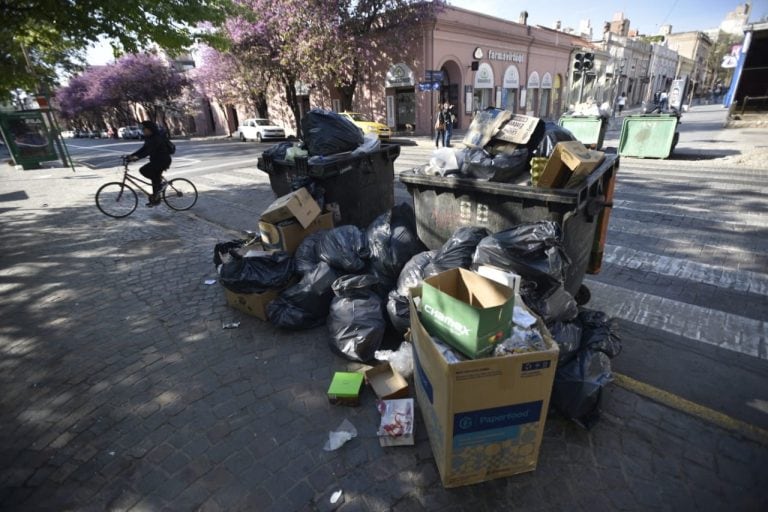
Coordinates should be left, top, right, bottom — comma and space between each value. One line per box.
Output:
223, 187, 334, 320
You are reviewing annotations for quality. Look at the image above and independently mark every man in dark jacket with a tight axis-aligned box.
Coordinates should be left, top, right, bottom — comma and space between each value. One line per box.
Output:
127, 120, 172, 206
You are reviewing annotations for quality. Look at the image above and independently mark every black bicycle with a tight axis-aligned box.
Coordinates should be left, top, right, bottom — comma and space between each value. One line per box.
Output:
95, 156, 198, 218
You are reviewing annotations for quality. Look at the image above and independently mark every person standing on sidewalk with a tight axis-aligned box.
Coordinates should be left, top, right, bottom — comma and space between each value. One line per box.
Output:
442, 102, 455, 147
617, 92, 627, 115
127, 121, 173, 207
434, 104, 446, 147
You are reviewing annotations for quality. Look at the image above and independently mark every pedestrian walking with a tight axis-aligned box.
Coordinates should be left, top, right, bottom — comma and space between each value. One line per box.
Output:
442, 102, 455, 147
434, 104, 446, 147
617, 92, 627, 115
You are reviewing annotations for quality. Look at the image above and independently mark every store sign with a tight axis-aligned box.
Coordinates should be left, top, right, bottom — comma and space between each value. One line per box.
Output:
418, 81, 441, 91
502, 66, 520, 89
386, 63, 415, 88
527, 71, 540, 89
488, 50, 525, 63
541, 72, 552, 89
474, 63, 494, 89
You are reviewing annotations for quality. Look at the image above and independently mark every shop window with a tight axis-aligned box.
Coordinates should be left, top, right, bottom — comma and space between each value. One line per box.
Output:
539, 89, 551, 118
502, 89, 518, 112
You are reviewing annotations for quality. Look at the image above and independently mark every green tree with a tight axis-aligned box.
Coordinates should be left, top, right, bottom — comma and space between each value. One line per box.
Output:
706, 30, 743, 87
0, 0, 232, 99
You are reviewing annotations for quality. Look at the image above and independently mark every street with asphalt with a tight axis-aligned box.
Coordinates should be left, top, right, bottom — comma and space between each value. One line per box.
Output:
0, 105, 766, 511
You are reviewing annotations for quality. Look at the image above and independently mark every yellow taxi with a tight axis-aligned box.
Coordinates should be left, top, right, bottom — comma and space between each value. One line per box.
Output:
339, 112, 391, 141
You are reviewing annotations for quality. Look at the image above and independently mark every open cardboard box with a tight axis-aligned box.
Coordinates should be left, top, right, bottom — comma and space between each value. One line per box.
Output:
537, 141, 604, 189
260, 187, 321, 228
365, 363, 409, 400
259, 211, 334, 254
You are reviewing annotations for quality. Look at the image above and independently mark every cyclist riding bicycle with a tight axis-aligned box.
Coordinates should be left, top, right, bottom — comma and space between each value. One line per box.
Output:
127, 120, 172, 207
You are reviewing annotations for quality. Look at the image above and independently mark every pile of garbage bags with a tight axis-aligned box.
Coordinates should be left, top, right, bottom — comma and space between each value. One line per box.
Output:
411, 108, 577, 182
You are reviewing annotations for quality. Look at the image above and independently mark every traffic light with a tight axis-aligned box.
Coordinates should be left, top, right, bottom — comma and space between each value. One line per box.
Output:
583, 52, 594, 71
574, 52, 584, 72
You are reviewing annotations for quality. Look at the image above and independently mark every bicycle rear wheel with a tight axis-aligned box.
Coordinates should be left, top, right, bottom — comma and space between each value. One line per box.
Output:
96, 182, 138, 218
163, 178, 198, 211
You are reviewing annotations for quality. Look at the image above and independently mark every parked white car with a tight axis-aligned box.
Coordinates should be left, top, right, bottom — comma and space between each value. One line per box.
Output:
235, 118, 285, 142
118, 126, 142, 139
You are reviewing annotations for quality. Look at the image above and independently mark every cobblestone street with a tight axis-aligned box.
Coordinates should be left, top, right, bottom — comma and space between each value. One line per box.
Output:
1, 142, 766, 511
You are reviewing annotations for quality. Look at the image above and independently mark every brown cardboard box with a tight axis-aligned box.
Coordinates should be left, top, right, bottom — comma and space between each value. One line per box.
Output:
537, 141, 605, 189
260, 187, 321, 228
224, 288, 281, 321
410, 289, 559, 488
494, 114, 542, 144
259, 212, 334, 254
365, 363, 409, 399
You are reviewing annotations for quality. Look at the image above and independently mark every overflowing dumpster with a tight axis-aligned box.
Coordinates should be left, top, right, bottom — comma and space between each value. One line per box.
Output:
558, 115, 608, 150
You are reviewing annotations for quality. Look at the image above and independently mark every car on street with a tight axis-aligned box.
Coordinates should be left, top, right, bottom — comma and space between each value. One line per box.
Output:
339, 112, 391, 141
118, 126, 142, 139
234, 118, 285, 142
60, 130, 75, 139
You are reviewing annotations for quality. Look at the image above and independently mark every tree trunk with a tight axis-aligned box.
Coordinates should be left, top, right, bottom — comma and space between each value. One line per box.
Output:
254, 91, 269, 119
283, 76, 302, 138
216, 100, 231, 136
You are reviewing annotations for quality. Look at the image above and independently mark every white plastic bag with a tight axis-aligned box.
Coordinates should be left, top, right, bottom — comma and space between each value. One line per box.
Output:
352, 133, 381, 155
323, 419, 358, 451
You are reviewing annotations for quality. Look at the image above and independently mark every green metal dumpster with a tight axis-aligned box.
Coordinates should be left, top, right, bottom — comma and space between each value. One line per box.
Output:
399, 155, 619, 300
558, 116, 608, 150
618, 114, 680, 159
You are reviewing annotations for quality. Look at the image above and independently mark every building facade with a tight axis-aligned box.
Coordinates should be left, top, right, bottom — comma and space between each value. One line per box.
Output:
665, 31, 713, 95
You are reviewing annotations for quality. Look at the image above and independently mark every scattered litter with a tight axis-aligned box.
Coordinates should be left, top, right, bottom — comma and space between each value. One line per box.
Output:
374, 342, 414, 379
222, 322, 241, 330
204, 279, 217, 285
330, 490, 343, 504
323, 419, 357, 451
377, 399, 414, 446
108, 451, 115, 456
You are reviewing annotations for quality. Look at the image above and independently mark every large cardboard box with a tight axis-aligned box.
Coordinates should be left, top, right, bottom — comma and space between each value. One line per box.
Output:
537, 141, 604, 189
421, 268, 515, 359
224, 288, 281, 321
410, 292, 559, 488
259, 212, 334, 254
260, 187, 321, 228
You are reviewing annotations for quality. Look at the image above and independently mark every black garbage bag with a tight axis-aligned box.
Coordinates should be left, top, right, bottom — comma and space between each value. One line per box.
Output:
213, 239, 245, 266
367, 203, 426, 285
533, 122, 577, 158
549, 320, 583, 366
317, 225, 370, 273
551, 348, 613, 429
522, 285, 579, 324
424, 226, 491, 278
301, 108, 364, 156
218, 252, 295, 294
263, 141, 293, 161
578, 310, 622, 358
328, 274, 386, 362
294, 230, 328, 275
461, 147, 530, 182
266, 262, 338, 329
386, 290, 411, 334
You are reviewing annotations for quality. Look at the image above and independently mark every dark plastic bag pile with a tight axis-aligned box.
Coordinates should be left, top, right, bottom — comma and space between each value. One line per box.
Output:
386, 250, 438, 333
263, 141, 293, 161
550, 309, 622, 429
218, 252, 295, 294
294, 230, 328, 275
266, 262, 339, 329
424, 226, 491, 278
367, 204, 426, 288
471, 221, 577, 323
533, 122, 577, 158
301, 108, 364, 156
213, 239, 245, 266
462, 147, 530, 182
328, 275, 386, 362
317, 226, 370, 273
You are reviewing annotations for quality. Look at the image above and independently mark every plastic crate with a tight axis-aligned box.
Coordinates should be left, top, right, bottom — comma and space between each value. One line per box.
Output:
258, 144, 401, 228
399, 155, 619, 297
618, 114, 680, 159
558, 116, 608, 149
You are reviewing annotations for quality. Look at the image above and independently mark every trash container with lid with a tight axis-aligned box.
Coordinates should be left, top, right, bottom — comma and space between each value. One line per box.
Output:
558, 115, 608, 150
618, 114, 680, 159
258, 144, 400, 228
399, 155, 619, 300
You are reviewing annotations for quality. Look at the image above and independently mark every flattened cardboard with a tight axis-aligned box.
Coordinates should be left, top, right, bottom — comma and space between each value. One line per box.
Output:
494, 114, 543, 144
462, 108, 513, 149
260, 187, 321, 228
365, 363, 409, 399
410, 289, 559, 488
259, 211, 334, 254
538, 141, 605, 189
421, 268, 515, 359
224, 288, 280, 321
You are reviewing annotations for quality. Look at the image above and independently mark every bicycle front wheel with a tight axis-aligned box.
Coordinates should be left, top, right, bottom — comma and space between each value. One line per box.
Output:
163, 178, 198, 211
96, 182, 138, 218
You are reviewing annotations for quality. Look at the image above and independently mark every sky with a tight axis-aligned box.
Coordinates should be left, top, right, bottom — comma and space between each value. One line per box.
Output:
86, 0, 768, 65
447, 0, 768, 36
